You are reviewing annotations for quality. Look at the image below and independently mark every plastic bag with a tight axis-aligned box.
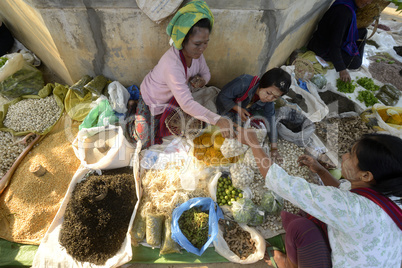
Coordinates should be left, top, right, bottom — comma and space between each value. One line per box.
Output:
160, 217, 181, 255
64, 88, 95, 121
136, 0, 184, 24
84, 75, 108, 96
0, 53, 44, 98
131, 214, 146, 246
231, 198, 257, 224
70, 75, 92, 98
72, 125, 136, 170
361, 104, 402, 138
108, 81, 130, 114
249, 208, 265, 226
79, 97, 118, 130
260, 191, 284, 215
213, 221, 265, 264
32, 166, 140, 268
146, 214, 164, 248
0, 83, 66, 136
171, 197, 223, 256
276, 106, 315, 147
376, 91, 396, 106
310, 74, 327, 89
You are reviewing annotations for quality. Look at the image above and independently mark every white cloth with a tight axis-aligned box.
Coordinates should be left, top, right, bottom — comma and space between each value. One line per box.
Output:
266, 163, 402, 268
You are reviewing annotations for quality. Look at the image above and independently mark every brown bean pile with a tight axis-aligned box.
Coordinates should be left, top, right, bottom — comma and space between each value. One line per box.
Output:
315, 116, 375, 158
59, 167, 136, 265
219, 219, 256, 260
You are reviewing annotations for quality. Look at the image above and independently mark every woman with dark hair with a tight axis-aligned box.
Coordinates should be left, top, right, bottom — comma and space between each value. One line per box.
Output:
236, 129, 402, 268
216, 68, 291, 161
129, 0, 234, 148
307, 0, 373, 82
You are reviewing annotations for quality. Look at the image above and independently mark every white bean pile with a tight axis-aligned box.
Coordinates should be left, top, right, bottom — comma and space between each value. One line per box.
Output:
220, 138, 248, 158
0, 131, 27, 177
4, 95, 61, 133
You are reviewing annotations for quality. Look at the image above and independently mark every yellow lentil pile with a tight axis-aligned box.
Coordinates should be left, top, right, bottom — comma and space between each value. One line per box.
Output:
0, 122, 80, 245
193, 133, 239, 166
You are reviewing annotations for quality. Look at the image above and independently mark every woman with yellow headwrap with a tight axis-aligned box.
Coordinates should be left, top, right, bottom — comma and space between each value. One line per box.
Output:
128, 0, 234, 148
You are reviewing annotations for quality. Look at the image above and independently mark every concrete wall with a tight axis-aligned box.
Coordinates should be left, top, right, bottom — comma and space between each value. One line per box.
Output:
0, 0, 332, 88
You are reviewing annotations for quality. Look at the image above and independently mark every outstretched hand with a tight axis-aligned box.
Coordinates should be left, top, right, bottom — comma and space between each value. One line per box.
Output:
216, 117, 236, 139
297, 154, 324, 173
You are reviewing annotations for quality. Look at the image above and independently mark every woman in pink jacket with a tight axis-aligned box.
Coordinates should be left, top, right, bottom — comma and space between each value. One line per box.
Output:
128, 1, 233, 148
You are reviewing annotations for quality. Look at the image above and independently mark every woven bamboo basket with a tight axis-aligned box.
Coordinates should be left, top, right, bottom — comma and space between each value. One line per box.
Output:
165, 107, 204, 140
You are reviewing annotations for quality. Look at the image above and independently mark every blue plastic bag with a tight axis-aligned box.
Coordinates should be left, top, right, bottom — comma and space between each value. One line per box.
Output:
171, 197, 223, 256
126, 85, 140, 100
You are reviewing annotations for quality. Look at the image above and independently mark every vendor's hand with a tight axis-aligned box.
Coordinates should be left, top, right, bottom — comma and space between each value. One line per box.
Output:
297, 154, 324, 173
190, 75, 206, 88
216, 117, 235, 139
270, 149, 283, 165
238, 108, 251, 122
339, 69, 351, 83
235, 126, 259, 147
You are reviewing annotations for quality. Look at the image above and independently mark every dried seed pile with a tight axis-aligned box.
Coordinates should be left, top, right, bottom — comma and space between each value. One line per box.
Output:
59, 167, 136, 265
4, 95, 61, 133
0, 131, 31, 177
219, 219, 256, 260
0, 127, 80, 244
315, 116, 374, 158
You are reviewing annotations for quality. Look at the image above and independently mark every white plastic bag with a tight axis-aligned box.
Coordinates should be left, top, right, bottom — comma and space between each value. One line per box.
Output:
136, 0, 184, 24
213, 222, 266, 264
72, 125, 136, 170
32, 159, 141, 268
108, 81, 130, 114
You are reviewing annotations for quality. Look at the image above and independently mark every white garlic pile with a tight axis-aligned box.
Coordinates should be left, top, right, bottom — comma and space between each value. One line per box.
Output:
4, 95, 61, 133
220, 138, 248, 158
0, 131, 27, 177
229, 162, 254, 189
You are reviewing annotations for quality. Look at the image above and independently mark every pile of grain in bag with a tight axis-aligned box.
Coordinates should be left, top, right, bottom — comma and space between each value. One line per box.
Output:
0, 114, 81, 244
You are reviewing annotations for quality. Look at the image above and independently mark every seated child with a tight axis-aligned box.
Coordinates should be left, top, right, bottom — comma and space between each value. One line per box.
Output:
216, 67, 291, 161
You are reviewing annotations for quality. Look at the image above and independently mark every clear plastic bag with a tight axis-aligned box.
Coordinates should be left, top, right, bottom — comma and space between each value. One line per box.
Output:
160, 217, 181, 255
231, 198, 257, 224
131, 214, 146, 246
70, 75, 92, 98
0, 53, 44, 98
84, 75, 108, 96
146, 214, 164, 248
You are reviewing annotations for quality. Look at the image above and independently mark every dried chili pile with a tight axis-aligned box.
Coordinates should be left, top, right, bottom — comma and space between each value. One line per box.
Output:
178, 207, 209, 249
59, 167, 136, 265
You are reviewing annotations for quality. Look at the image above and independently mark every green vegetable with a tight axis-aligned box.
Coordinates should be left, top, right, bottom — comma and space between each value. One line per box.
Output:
216, 174, 242, 207
0, 57, 8, 68
232, 198, 257, 224
178, 207, 209, 249
260, 191, 283, 215
388, 61, 395, 64
356, 77, 380, 91
336, 78, 356, 93
357, 90, 379, 107
249, 209, 265, 226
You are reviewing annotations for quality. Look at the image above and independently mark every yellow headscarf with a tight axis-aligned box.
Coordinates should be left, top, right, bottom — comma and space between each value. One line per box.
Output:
166, 0, 214, 50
